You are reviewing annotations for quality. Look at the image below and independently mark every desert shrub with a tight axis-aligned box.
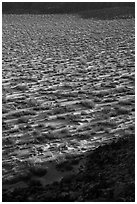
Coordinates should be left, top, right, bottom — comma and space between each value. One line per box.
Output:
116, 107, 129, 115
94, 97, 102, 102
37, 123, 45, 128
115, 86, 127, 93
95, 90, 110, 97
9, 128, 19, 134
79, 56, 87, 65
30, 77, 38, 82
3, 137, 14, 145
42, 132, 56, 140
47, 124, 56, 130
82, 132, 91, 140
17, 116, 29, 124
33, 106, 43, 111
103, 98, 116, 103
2, 121, 8, 130
25, 124, 32, 129
81, 100, 95, 109
53, 108, 62, 114
23, 110, 36, 116
2, 107, 9, 114
41, 132, 49, 137
60, 128, 70, 137
128, 124, 135, 131
26, 99, 40, 107
102, 106, 112, 114
100, 121, 116, 127
32, 129, 40, 136
12, 111, 24, 117
15, 84, 28, 91
81, 110, 87, 115
2, 97, 7, 103
118, 99, 134, 106
120, 74, 133, 79
35, 135, 46, 142
109, 111, 117, 117
57, 115, 66, 120
66, 114, 75, 121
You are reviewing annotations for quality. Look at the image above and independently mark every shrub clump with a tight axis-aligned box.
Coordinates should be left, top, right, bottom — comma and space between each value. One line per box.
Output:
116, 107, 129, 115
15, 84, 28, 91
17, 116, 29, 124
81, 99, 95, 109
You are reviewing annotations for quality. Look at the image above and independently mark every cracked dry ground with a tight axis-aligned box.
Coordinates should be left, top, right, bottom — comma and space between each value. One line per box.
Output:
2, 14, 135, 196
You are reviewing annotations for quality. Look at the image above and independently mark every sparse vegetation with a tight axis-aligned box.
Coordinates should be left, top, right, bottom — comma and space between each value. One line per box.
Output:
118, 99, 134, 106
17, 116, 29, 124
2, 4, 134, 202
81, 100, 95, 109
15, 84, 28, 91
116, 107, 129, 115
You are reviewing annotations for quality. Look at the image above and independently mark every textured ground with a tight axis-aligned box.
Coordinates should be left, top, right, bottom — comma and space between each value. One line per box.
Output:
3, 134, 134, 202
2, 13, 135, 201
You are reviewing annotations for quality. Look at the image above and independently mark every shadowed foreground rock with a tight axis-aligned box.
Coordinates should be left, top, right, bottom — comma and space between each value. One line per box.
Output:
3, 134, 135, 202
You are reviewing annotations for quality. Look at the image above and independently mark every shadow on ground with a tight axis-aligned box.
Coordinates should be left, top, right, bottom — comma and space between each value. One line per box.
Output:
2, 134, 135, 202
